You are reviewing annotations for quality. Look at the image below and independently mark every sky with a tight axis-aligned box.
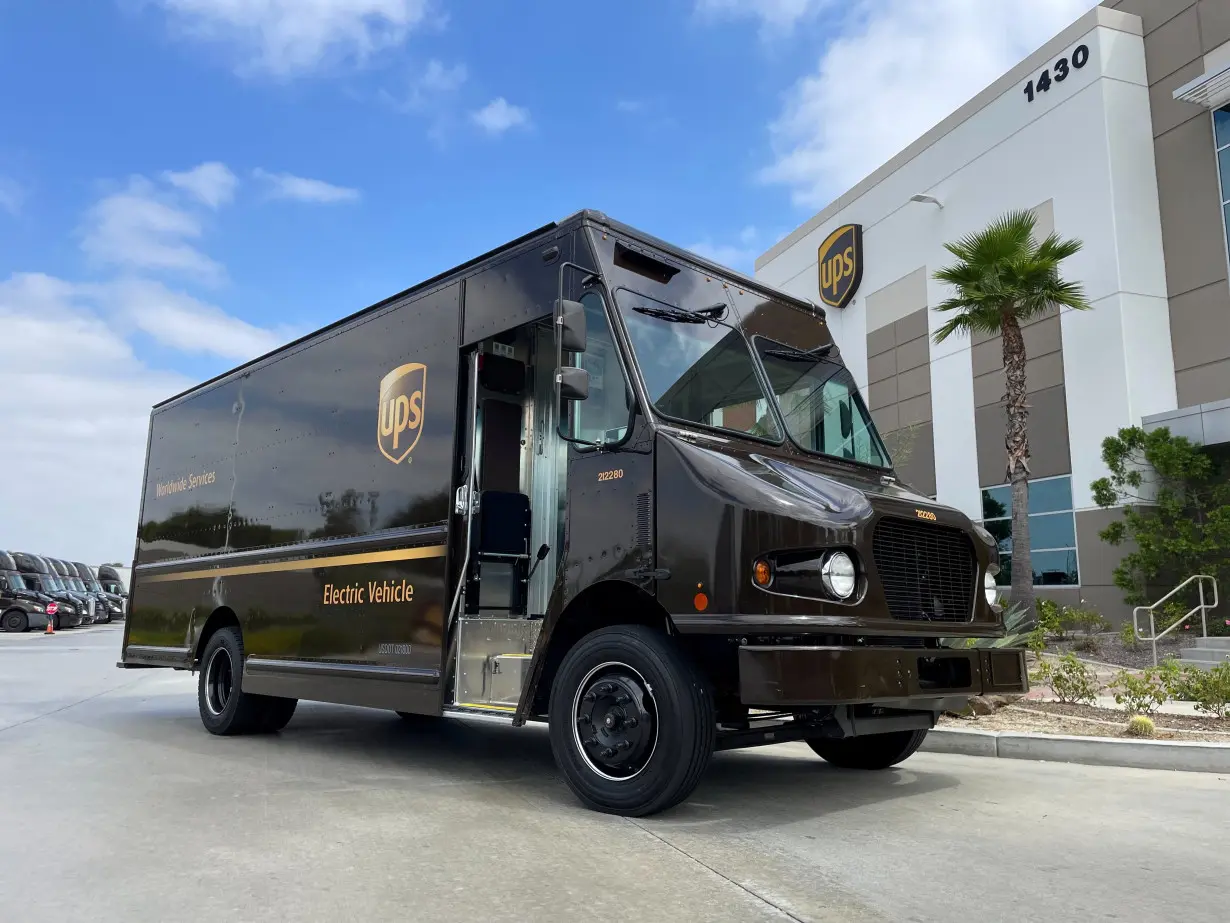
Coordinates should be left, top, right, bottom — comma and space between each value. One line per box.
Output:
0, 0, 1098, 564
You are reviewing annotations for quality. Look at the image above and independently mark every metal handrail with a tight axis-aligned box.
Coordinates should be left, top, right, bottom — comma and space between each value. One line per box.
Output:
1133, 575, 1220, 666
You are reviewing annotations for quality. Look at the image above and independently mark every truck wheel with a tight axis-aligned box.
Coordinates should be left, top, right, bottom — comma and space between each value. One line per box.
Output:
549, 625, 714, 817
807, 729, 928, 770
197, 627, 267, 736
256, 697, 298, 733
3, 609, 29, 633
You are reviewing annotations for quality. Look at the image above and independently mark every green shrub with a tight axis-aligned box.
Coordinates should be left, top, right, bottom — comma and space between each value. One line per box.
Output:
1036, 598, 1065, 639
1108, 669, 1168, 715
1125, 715, 1155, 738
1119, 621, 1140, 652
1184, 662, 1230, 719
1027, 626, 1047, 657
1036, 653, 1099, 705
1063, 605, 1110, 639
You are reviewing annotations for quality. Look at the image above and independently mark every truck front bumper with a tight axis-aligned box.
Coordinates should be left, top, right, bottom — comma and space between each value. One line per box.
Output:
738, 645, 1028, 709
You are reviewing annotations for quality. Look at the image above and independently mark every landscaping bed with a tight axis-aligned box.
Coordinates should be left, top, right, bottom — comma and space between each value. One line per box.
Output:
940, 701, 1230, 743
1050, 634, 1197, 671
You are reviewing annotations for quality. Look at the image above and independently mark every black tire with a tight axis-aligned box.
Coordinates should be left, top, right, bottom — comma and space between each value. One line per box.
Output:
52, 613, 61, 631
256, 697, 298, 733
3, 609, 29, 633
395, 710, 438, 725
806, 729, 928, 770
197, 627, 268, 736
548, 625, 714, 817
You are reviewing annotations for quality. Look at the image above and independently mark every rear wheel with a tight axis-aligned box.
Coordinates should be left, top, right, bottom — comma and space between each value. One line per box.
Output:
256, 697, 298, 733
548, 625, 714, 817
197, 627, 268, 736
806, 729, 928, 770
3, 609, 29, 633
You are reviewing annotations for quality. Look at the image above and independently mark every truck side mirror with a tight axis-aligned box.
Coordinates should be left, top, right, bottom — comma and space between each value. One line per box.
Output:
556, 299, 587, 354
558, 366, 590, 402
840, 402, 853, 439
0, 576, 8, 592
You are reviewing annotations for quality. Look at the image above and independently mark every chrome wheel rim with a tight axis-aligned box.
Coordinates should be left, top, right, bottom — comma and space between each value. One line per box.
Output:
571, 661, 659, 782
204, 646, 234, 717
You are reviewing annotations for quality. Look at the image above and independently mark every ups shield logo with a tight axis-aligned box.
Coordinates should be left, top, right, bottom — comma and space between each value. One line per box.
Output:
378, 363, 426, 464
817, 224, 863, 310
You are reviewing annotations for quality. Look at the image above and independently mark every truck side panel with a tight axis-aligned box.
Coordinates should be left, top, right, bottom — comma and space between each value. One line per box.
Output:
125, 282, 462, 692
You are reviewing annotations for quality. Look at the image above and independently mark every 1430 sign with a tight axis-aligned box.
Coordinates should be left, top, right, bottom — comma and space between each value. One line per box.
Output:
1024, 43, 1089, 103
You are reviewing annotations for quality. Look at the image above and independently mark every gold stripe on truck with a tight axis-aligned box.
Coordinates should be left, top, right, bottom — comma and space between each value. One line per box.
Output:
139, 545, 447, 583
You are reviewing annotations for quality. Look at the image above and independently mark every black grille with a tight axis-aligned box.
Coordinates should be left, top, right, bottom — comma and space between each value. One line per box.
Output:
872, 518, 977, 622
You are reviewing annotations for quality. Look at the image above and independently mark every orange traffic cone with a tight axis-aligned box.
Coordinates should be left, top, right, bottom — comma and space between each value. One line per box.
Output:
45, 617, 55, 635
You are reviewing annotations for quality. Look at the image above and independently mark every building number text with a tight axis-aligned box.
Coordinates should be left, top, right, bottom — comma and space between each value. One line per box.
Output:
1024, 43, 1089, 103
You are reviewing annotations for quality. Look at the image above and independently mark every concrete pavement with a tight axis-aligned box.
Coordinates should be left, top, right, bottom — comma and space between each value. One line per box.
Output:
2, 625, 1228, 922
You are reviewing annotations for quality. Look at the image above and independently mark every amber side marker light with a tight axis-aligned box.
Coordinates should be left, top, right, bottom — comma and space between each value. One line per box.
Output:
693, 592, 709, 612
752, 559, 773, 587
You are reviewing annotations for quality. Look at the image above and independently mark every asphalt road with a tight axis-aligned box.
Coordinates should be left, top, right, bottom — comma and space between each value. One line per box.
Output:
2, 626, 1227, 923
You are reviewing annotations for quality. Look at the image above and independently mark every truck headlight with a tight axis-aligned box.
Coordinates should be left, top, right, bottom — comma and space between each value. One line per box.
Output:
984, 569, 999, 607
821, 552, 857, 601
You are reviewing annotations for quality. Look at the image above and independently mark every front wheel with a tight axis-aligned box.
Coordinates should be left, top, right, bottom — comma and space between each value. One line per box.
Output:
548, 625, 714, 817
2, 609, 29, 633
806, 729, 928, 770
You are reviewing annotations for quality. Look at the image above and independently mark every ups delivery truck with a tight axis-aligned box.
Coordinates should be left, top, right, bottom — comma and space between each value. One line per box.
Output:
119, 210, 1028, 816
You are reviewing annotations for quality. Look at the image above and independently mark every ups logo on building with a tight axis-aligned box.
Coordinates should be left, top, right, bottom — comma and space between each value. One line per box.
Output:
817, 224, 863, 310
378, 363, 426, 464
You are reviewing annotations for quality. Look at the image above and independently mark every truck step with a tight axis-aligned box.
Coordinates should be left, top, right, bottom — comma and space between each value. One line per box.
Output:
442, 704, 516, 725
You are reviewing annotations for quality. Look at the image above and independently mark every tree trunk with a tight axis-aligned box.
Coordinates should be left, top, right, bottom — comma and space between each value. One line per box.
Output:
1001, 315, 1034, 616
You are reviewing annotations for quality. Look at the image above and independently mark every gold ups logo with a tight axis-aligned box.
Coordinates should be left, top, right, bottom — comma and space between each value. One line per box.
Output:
817, 224, 863, 310
378, 363, 426, 464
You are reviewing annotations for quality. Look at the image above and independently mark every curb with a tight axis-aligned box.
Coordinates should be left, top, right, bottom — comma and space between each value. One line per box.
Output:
921, 727, 1230, 773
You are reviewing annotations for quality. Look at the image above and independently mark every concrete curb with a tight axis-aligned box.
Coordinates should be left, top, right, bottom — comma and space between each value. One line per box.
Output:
921, 727, 1230, 773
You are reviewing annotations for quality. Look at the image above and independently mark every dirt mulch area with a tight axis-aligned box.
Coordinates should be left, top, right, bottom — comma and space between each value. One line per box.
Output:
1048, 633, 1199, 671
940, 700, 1230, 743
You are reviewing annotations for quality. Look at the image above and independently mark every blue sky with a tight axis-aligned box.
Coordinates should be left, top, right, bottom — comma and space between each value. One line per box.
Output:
0, 0, 1096, 562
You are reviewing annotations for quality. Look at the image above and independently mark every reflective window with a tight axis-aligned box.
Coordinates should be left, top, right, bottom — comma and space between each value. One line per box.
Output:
756, 339, 890, 467
980, 475, 1079, 586
616, 290, 781, 440
567, 292, 633, 446
1216, 106, 1230, 266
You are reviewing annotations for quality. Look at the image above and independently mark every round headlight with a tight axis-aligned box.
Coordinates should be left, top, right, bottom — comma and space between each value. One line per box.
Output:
821, 552, 857, 600
984, 570, 999, 606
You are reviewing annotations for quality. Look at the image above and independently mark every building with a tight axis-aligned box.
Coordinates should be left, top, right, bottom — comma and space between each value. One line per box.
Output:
756, 1, 1230, 620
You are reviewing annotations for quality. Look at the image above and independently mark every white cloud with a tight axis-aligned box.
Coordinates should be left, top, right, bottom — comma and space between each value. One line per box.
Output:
0, 177, 25, 216
687, 226, 762, 272
616, 99, 644, 113
0, 272, 190, 564
759, 0, 1098, 208
154, 0, 433, 77
80, 177, 226, 281
403, 58, 467, 109
471, 97, 530, 136
695, 0, 827, 31
253, 168, 361, 203
163, 161, 238, 208
107, 278, 297, 361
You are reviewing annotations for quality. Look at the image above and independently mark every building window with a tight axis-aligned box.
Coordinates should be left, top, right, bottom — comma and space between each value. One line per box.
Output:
1214, 106, 1230, 262
980, 475, 1079, 587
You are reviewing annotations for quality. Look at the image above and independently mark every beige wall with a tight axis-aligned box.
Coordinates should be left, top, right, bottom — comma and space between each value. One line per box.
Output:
1104, 0, 1230, 405
865, 281, 937, 497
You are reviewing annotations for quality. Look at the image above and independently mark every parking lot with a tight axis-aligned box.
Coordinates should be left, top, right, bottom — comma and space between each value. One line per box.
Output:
1, 625, 1226, 923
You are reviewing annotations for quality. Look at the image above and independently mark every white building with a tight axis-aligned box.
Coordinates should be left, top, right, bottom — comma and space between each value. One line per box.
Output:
756, 1, 1230, 618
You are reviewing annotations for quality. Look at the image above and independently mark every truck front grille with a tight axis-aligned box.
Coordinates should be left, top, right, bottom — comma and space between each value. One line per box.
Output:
872, 518, 977, 622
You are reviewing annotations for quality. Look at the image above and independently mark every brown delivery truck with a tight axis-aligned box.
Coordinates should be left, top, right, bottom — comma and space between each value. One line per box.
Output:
119, 210, 1027, 816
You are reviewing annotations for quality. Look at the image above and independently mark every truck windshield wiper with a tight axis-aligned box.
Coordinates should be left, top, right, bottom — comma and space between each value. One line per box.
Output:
762, 343, 834, 362
632, 303, 726, 324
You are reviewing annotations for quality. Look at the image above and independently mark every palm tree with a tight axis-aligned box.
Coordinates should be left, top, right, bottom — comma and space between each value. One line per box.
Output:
932, 210, 1089, 615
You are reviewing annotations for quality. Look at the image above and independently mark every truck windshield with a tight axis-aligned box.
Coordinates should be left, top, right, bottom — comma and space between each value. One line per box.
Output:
755, 338, 891, 468
3, 571, 28, 590
615, 290, 781, 440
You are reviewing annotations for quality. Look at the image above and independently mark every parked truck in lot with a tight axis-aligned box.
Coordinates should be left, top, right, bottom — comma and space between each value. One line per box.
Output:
119, 211, 1028, 816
